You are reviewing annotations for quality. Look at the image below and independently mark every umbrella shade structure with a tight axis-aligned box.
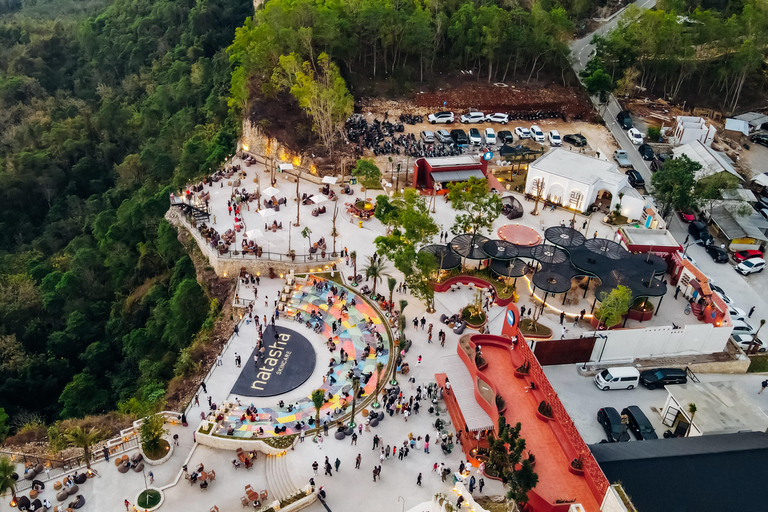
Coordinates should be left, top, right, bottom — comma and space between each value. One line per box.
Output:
584, 238, 628, 260
627, 253, 668, 276
532, 265, 575, 294
262, 186, 282, 199
529, 244, 569, 264
419, 245, 461, 270
259, 208, 278, 218
450, 234, 491, 260
490, 258, 528, 278
311, 195, 328, 204
322, 176, 338, 184
245, 229, 265, 239
545, 226, 586, 249
482, 239, 519, 260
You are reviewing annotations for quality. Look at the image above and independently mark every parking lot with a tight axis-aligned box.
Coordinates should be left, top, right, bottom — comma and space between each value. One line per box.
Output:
544, 364, 768, 445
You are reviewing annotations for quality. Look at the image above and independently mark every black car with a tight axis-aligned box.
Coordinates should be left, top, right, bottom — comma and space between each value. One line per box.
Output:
625, 169, 645, 188
750, 132, 768, 148
621, 406, 658, 440
597, 407, 631, 442
450, 129, 468, 146
638, 144, 655, 160
497, 130, 515, 144
639, 368, 687, 390
563, 133, 587, 147
706, 245, 729, 263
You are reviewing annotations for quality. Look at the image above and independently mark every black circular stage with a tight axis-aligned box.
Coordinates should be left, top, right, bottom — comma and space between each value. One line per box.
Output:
230, 325, 317, 397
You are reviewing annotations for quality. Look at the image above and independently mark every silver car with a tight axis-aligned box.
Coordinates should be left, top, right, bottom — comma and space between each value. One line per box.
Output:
420, 130, 435, 143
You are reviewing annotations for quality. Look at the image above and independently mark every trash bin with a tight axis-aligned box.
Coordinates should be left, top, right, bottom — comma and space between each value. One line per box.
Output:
350, 177, 357, 185
358, 220, 363, 229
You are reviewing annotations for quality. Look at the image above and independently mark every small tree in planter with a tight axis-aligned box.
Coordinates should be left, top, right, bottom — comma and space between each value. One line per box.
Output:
311, 389, 325, 439
537, 401, 553, 419
595, 285, 633, 329
495, 395, 506, 413
515, 360, 530, 377
140, 414, 169, 460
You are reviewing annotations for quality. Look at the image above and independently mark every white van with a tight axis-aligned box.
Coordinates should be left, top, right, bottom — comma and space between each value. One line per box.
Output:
594, 367, 640, 391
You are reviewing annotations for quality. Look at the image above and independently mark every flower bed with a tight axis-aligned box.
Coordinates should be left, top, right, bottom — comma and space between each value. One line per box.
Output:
462, 307, 487, 328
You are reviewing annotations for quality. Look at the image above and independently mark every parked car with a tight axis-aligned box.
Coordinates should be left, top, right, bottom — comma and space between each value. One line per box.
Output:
639, 368, 687, 390
530, 125, 545, 142
497, 130, 514, 144
638, 144, 655, 160
485, 113, 509, 124
450, 129, 468, 146
594, 367, 640, 391
731, 333, 765, 352
678, 208, 696, 222
736, 257, 766, 275
709, 283, 734, 305
621, 406, 658, 440
728, 305, 747, 320
617, 110, 633, 129
627, 127, 644, 145
597, 407, 631, 442
460, 111, 485, 123
547, 130, 562, 146
420, 130, 435, 143
732, 319, 757, 335
613, 150, 632, 167
428, 111, 454, 124
688, 221, 713, 245
514, 127, 531, 139
563, 133, 587, 147
435, 129, 452, 144
733, 250, 763, 263
750, 132, 768, 147
705, 245, 729, 263
468, 128, 482, 145
650, 158, 664, 172
484, 128, 496, 145
625, 169, 645, 188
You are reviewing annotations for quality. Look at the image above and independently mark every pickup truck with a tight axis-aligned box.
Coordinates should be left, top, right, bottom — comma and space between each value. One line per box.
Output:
613, 150, 632, 168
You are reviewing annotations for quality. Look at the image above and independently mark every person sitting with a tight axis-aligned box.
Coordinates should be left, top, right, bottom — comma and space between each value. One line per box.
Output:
243, 458, 252, 469
200, 480, 208, 489
190, 472, 198, 483
232, 459, 241, 469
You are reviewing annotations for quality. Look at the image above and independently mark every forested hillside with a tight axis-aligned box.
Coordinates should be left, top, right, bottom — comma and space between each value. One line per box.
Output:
0, 0, 251, 434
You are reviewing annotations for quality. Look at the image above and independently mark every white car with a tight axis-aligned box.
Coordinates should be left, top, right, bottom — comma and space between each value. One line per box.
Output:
731, 333, 765, 352
460, 111, 485, 124
548, 130, 562, 146
732, 319, 756, 335
628, 128, 644, 145
484, 128, 496, 145
485, 113, 509, 124
736, 257, 765, 275
514, 127, 531, 139
728, 305, 747, 321
428, 111, 454, 124
530, 125, 545, 142
709, 283, 733, 305
468, 127, 482, 145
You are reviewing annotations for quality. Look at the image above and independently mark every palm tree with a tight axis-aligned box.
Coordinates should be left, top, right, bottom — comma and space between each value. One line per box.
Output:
311, 389, 325, 439
0, 456, 17, 505
350, 251, 357, 279
387, 277, 397, 312
65, 426, 101, 470
686, 403, 697, 437
302, 227, 312, 259
364, 257, 389, 296
348, 376, 361, 427
373, 362, 386, 408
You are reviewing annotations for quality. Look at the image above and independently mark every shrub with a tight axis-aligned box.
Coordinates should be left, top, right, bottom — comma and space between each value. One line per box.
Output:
538, 401, 553, 418
140, 414, 168, 458
495, 395, 505, 411
516, 361, 530, 374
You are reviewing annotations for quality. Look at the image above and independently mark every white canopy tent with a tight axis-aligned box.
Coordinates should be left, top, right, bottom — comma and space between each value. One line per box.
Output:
322, 176, 338, 184
262, 186, 282, 199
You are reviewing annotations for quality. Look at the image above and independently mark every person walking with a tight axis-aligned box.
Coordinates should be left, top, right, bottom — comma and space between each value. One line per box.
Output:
125, 500, 130, 511
103, 446, 110, 462
479, 478, 485, 493
760, 380, 768, 394
334, 458, 341, 472
200, 381, 207, 393
420, 317, 426, 330
312, 461, 318, 475
372, 467, 378, 482
324, 461, 332, 477
559, 311, 565, 325
372, 434, 379, 449
234, 324, 239, 336
355, 454, 362, 469
194, 394, 199, 407
749, 306, 756, 318
417, 473, 422, 486
351, 432, 358, 445
149, 471, 154, 484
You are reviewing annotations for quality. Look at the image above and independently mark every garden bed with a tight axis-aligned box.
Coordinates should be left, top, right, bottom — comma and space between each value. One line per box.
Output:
144, 439, 170, 461
138, 490, 161, 508
461, 307, 487, 328
263, 434, 297, 449
519, 319, 552, 338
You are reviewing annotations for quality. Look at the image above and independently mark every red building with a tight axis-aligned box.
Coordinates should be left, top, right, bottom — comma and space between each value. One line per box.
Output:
412, 156, 489, 191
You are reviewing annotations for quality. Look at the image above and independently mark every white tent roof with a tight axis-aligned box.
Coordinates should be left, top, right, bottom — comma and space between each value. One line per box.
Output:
262, 186, 282, 198
440, 354, 494, 432
311, 195, 328, 204
725, 118, 750, 136
322, 176, 338, 184
673, 140, 742, 181
258, 208, 278, 218
753, 173, 768, 188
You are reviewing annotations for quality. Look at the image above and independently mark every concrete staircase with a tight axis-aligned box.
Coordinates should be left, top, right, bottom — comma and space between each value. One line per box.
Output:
265, 453, 301, 502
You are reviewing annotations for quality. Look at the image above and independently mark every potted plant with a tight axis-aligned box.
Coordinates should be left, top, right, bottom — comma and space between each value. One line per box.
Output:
536, 400, 553, 422
527, 452, 536, 468
514, 360, 530, 378
569, 456, 584, 476
495, 395, 506, 414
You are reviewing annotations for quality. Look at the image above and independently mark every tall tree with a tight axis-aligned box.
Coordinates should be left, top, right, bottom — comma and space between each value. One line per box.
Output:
650, 155, 701, 219
65, 426, 101, 470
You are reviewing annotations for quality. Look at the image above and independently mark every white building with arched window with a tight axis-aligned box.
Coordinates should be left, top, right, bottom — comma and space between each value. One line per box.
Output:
525, 148, 645, 220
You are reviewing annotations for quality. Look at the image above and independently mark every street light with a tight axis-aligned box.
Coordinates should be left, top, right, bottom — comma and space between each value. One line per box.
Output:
397, 496, 405, 512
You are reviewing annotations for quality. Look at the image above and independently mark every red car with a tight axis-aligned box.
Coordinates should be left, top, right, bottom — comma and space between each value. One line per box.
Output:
678, 209, 696, 222
733, 250, 763, 263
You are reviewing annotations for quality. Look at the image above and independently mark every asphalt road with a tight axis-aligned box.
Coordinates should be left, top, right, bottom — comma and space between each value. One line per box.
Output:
570, 0, 658, 186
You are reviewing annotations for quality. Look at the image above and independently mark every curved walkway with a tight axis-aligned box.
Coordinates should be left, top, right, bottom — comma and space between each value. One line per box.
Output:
215, 275, 391, 437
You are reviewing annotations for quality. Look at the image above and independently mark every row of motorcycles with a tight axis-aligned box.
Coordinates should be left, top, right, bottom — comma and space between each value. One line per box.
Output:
508, 110, 564, 121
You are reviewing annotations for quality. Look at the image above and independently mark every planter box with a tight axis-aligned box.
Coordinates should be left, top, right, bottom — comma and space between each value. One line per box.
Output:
140, 439, 174, 466
134, 488, 164, 512
514, 370, 529, 379
482, 469, 504, 482
535, 409, 552, 422
568, 463, 585, 476
628, 308, 653, 321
